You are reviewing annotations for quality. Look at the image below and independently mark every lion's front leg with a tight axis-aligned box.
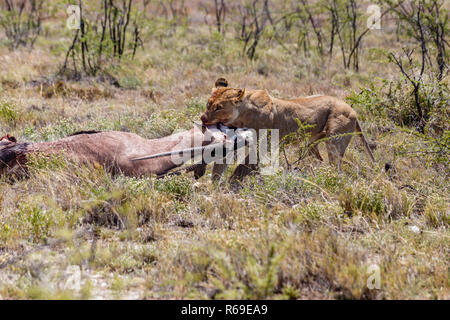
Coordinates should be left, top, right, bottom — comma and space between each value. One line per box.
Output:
230, 159, 258, 181
211, 163, 228, 181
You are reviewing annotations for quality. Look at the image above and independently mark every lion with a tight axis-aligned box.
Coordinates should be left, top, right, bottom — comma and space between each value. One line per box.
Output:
200, 78, 375, 174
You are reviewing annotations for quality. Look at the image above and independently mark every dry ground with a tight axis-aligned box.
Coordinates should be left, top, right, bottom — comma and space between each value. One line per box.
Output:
0, 1, 448, 299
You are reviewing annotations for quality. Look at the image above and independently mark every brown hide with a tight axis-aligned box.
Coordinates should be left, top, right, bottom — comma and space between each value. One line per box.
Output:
0, 127, 225, 178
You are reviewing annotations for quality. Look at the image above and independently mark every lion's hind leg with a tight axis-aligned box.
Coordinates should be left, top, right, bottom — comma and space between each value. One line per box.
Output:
310, 145, 323, 162
325, 116, 357, 169
308, 132, 326, 162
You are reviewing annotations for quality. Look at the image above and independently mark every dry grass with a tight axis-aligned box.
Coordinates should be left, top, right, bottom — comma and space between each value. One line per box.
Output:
0, 1, 448, 300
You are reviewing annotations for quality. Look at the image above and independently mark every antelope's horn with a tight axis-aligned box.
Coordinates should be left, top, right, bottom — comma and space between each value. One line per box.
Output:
130, 142, 227, 162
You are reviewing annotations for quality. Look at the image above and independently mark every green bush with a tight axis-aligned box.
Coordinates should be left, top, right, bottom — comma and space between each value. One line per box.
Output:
0, 99, 19, 127
424, 196, 449, 228
339, 181, 412, 221
347, 78, 449, 131
16, 202, 53, 243
347, 78, 449, 165
154, 175, 192, 200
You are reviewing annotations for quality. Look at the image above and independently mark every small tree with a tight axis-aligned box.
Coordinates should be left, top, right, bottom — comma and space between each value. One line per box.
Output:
386, 0, 449, 133
0, 0, 44, 49
323, 0, 392, 71
214, 0, 226, 34
237, 0, 271, 60
60, 0, 144, 78
157, 0, 188, 29
384, 0, 449, 80
299, 0, 324, 56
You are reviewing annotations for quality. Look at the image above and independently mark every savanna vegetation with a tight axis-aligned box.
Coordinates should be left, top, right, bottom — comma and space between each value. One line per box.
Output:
0, 0, 448, 299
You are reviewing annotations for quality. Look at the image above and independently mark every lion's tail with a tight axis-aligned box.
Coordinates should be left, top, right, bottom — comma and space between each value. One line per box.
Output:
355, 121, 375, 162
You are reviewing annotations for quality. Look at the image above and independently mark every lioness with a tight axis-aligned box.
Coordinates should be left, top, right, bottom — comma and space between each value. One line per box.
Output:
200, 78, 375, 172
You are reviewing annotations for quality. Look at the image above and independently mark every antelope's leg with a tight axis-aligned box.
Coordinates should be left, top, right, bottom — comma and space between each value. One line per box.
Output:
193, 164, 207, 179
212, 163, 228, 181
229, 144, 257, 181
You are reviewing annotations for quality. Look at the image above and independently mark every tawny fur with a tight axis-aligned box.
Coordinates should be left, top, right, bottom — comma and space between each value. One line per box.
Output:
201, 78, 375, 170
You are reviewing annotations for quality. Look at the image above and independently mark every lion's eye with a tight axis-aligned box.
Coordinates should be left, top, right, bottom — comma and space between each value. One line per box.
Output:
215, 105, 223, 111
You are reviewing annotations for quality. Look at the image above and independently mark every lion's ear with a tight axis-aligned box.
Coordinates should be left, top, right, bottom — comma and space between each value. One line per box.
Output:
214, 77, 228, 88
236, 88, 245, 101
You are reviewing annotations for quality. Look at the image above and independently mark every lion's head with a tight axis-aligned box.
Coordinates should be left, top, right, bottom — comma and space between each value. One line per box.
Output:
200, 78, 245, 126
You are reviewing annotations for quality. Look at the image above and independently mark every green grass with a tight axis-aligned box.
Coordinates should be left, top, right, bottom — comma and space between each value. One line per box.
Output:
0, 0, 448, 300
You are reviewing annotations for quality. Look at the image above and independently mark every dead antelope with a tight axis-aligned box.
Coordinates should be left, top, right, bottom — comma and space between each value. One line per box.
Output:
0, 125, 243, 180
